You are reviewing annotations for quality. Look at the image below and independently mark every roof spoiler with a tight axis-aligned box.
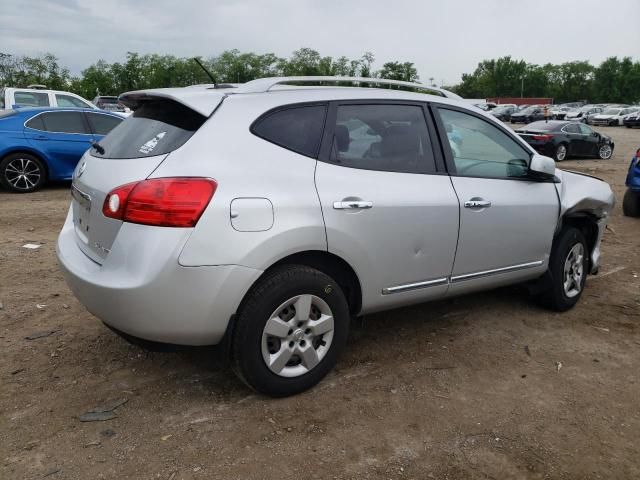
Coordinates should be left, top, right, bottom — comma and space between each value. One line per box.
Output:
234, 76, 462, 99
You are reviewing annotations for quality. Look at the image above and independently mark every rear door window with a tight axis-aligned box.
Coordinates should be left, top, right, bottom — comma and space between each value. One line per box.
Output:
41, 111, 90, 134
94, 99, 207, 159
251, 104, 327, 158
86, 112, 122, 135
14, 91, 50, 107
327, 103, 436, 174
56, 94, 92, 108
562, 123, 580, 134
25, 114, 45, 131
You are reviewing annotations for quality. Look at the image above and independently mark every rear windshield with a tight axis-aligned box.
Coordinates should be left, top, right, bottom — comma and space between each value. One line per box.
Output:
93, 99, 206, 159
523, 121, 559, 131
0, 109, 16, 119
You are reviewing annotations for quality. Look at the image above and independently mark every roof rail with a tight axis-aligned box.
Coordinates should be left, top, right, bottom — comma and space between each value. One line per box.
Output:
234, 76, 462, 99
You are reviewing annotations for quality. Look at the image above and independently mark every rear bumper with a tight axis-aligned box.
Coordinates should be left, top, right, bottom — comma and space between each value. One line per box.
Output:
56, 208, 262, 345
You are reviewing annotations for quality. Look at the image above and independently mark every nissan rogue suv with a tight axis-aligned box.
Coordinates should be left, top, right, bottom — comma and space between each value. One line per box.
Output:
56, 77, 615, 397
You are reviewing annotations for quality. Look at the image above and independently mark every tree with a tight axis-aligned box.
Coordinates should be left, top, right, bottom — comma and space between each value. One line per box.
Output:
377, 61, 419, 82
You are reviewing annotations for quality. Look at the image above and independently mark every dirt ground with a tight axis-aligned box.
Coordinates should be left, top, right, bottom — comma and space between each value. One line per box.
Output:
1, 125, 639, 480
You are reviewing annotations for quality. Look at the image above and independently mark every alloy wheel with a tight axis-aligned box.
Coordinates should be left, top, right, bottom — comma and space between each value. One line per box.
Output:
556, 144, 567, 161
261, 294, 335, 378
599, 144, 613, 160
4, 157, 42, 191
563, 243, 584, 298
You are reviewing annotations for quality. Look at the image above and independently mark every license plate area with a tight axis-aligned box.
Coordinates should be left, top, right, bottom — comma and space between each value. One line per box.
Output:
71, 183, 91, 243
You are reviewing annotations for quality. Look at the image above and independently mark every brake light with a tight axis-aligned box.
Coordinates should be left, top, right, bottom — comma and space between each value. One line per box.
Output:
102, 178, 217, 227
532, 134, 554, 141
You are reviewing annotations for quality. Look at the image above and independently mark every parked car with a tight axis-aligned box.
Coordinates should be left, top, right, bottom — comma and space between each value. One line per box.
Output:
0, 87, 96, 111
516, 121, 614, 161
56, 76, 614, 397
92, 96, 131, 115
489, 104, 517, 121
623, 111, 640, 128
0, 107, 123, 192
549, 105, 572, 120
623, 148, 640, 217
565, 105, 604, 123
510, 105, 545, 123
590, 107, 639, 126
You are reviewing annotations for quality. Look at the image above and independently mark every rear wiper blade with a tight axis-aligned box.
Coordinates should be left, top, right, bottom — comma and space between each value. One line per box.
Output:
91, 140, 105, 155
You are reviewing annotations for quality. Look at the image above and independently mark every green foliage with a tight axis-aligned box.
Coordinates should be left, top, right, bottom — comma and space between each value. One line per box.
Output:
452, 55, 640, 103
2, 51, 639, 104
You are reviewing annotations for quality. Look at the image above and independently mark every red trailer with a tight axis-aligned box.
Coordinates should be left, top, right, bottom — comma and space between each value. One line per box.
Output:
487, 97, 553, 105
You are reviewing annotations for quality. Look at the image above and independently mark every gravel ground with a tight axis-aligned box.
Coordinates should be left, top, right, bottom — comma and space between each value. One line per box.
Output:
1, 125, 639, 479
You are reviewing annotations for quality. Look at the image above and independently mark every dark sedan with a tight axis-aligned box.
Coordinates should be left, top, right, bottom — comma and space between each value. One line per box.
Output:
516, 121, 614, 161
624, 111, 640, 128
490, 105, 518, 122
510, 106, 545, 123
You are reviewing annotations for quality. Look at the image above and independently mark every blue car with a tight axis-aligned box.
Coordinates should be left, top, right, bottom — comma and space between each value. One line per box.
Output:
0, 107, 123, 192
623, 147, 640, 217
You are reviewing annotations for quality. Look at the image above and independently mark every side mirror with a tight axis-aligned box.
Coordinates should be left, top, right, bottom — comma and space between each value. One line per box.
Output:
529, 155, 557, 181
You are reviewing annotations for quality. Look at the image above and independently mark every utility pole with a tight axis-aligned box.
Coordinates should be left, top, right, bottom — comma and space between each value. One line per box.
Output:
521, 76, 524, 98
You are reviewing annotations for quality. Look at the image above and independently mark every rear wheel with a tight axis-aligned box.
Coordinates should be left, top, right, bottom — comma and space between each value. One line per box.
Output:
554, 143, 568, 161
598, 144, 613, 160
0, 153, 46, 193
536, 227, 588, 311
623, 189, 640, 217
231, 265, 350, 397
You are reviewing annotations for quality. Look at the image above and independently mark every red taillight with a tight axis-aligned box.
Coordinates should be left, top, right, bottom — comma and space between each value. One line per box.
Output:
532, 134, 554, 141
102, 178, 217, 227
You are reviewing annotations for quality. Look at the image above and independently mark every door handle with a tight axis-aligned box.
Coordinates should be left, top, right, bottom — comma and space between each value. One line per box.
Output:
333, 200, 373, 210
464, 199, 491, 209
33, 135, 49, 141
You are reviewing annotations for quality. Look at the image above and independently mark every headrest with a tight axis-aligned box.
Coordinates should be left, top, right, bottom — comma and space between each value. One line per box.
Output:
334, 124, 350, 152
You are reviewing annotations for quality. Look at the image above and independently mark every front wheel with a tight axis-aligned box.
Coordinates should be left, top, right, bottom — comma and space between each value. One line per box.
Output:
554, 143, 568, 161
598, 144, 613, 160
623, 189, 640, 217
231, 265, 350, 397
0, 153, 46, 193
536, 227, 588, 311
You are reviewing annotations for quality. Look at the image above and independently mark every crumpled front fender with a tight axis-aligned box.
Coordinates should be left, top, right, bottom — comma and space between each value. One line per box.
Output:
554, 169, 615, 274
555, 169, 615, 219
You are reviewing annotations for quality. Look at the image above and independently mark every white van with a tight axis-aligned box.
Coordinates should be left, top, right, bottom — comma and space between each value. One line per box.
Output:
0, 87, 97, 110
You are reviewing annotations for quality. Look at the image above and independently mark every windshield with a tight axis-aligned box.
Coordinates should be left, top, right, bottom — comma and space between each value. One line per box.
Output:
493, 106, 510, 113
520, 107, 537, 113
603, 108, 621, 115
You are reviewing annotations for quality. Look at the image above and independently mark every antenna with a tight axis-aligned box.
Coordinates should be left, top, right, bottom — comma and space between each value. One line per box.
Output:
192, 57, 217, 84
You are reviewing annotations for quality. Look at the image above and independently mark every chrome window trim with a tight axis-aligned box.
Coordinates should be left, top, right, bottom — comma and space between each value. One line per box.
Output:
23, 109, 110, 136
382, 277, 449, 295
450, 261, 544, 283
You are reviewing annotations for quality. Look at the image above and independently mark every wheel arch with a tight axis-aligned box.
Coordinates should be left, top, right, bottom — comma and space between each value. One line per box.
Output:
265, 250, 363, 316
556, 213, 600, 271
1, 148, 50, 180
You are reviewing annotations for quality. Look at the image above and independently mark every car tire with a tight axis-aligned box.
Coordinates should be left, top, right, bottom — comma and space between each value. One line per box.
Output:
623, 189, 640, 217
554, 143, 568, 161
230, 265, 350, 397
0, 152, 47, 193
537, 227, 588, 312
598, 144, 613, 160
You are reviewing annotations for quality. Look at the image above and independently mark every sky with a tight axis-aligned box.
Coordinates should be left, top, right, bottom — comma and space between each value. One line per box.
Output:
1, 0, 639, 86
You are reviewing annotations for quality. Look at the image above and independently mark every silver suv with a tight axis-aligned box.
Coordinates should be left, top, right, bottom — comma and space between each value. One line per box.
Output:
57, 77, 614, 396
